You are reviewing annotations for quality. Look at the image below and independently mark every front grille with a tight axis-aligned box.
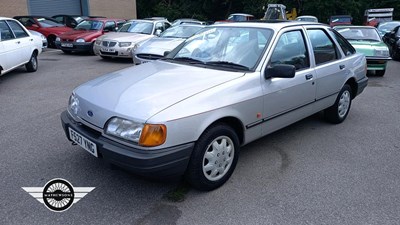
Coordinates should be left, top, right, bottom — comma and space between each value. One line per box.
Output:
102, 41, 117, 47
137, 54, 162, 60
100, 51, 118, 56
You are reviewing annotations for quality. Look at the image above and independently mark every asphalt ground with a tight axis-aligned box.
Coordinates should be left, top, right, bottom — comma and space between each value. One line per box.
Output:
1, 49, 399, 225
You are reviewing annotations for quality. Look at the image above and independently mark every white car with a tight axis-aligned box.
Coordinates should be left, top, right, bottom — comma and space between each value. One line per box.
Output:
0, 17, 42, 76
93, 19, 171, 59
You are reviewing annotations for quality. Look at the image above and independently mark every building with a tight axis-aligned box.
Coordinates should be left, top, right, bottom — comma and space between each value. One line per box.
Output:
0, 0, 137, 19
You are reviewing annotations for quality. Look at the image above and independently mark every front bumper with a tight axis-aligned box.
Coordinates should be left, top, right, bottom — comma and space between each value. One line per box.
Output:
93, 44, 133, 58
60, 111, 194, 177
56, 41, 93, 52
365, 56, 391, 71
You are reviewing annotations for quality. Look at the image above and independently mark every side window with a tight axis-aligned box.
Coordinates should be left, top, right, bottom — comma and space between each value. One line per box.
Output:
270, 30, 310, 70
307, 29, 338, 65
17, 17, 34, 26
329, 29, 355, 56
104, 21, 116, 31
116, 21, 125, 30
155, 22, 164, 33
7, 20, 29, 38
164, 22, 171, 31
53, 16, 64, 24
0, 20, 15, 41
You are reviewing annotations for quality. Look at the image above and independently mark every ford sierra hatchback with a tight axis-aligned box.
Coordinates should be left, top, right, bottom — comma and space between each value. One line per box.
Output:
61, 21, 368, 191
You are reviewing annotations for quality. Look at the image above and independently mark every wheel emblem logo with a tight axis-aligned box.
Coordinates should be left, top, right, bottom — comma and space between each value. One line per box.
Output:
42, 179, 75, 211
22, 178, 95, 212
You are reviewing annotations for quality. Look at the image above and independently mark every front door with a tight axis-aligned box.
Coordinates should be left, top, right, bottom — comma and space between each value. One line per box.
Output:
261, 28, 316, 135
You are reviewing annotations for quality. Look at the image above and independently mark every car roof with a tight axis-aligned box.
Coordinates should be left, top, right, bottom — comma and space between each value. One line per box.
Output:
0, 16, 18, 21
334, 25, 376, 29
212, 20, 325, 30
84, 18, 124, 22
128, 19, 167, 23
297, 15, 317, 18
229, 13, 254, 17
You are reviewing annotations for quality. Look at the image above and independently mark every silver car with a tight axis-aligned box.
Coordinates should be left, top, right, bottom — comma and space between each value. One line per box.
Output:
93, 19, 171, 59
133, 24, 205, 64
61, 22, 368, 191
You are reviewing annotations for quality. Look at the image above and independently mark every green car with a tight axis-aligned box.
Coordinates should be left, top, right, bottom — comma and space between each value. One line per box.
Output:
334, 26, 391, 76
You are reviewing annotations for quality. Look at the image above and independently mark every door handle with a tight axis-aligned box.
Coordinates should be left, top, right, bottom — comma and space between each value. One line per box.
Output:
16, 41, 20, 44
305, 74, 313, 80
30, 38, 33, 41
339, 65, 345, 70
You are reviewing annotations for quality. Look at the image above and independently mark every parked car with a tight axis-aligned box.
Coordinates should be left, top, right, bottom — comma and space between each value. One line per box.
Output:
377, 21, 400, 36
61, 21, 368, 191
133, 24, 205, 64
328, 15, 352, 27
28, 30, 48, 49
0, 17, 42, 76
55, 18, 126, 54
171, 18, 207, 26
13, 16, 72, 48
295, 15, 318, 22
93, 19, 171, 59
335, 26, 391, 76
52, 15, 88, 28
383, 25, 400, 60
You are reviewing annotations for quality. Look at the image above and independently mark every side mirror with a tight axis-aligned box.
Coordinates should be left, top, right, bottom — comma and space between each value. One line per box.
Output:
264, 64, 296, 79
163, 51, 170, 57
155, 29, 162, 36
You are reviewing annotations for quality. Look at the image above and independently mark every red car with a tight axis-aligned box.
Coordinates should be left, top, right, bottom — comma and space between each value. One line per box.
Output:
14, 16, 73, 48
55, 18, 126, 54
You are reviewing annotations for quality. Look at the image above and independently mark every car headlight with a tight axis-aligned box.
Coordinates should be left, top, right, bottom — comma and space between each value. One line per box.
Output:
131, 44, 138, 52
105, 117, 167, 147
76, 38, 85, 43
374, 48, 390, 57
119, 42, 132, 47
95, 39, 102, 45
55, 36, 60, 42
68, 93, 80, 116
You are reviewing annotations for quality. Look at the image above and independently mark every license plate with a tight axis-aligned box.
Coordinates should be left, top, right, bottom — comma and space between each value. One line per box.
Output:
61, 42, 73, 48
101, 48, 115, 53
69, 128, 98, 157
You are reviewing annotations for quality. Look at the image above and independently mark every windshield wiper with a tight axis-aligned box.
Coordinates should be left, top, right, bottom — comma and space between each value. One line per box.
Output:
172, 57, 205, 64
205, 61, 250, 70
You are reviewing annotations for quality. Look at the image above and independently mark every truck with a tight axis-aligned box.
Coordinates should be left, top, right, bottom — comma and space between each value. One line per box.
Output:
263, 4, 297, 20
364, 8, 394, 27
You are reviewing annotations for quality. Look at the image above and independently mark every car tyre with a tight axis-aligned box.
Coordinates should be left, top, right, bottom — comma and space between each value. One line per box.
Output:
324, 84, 352, 124
47, 35, 56, 48
25, 52, 38, 72
62, 50, 72, 54
375, 70, 385, 76
185, 123, 239, 191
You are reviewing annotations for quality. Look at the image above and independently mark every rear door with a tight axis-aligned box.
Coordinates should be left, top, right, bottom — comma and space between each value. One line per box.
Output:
306, 28, 348, 102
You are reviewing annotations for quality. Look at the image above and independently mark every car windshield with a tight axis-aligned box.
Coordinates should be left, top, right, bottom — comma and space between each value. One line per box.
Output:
331, 17, 351, 23
161, 25, 204, 38
73, 16, 86, 24
118, 21, 153, 34
74, 20, 103, 31
36, 18, 63, 27
167, 27, 273, 70
377, 22, 400, 33
336, 27, 381, 42
227, 15, 252, 22
296, 17, 317, 22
